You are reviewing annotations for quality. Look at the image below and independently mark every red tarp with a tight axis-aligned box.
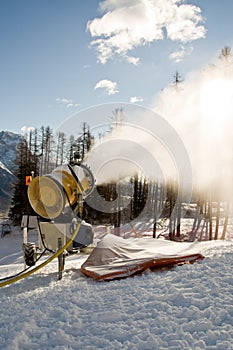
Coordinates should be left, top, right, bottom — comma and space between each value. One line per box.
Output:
81, 234, 204, 281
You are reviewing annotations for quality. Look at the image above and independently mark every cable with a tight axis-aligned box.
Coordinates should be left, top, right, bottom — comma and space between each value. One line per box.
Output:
0, 221, 81, 288
67, 163, 84, 193
0, 216, 56, 282
37, 216, 55, 253
0, 214, 60, 282
0, 249, 47, 282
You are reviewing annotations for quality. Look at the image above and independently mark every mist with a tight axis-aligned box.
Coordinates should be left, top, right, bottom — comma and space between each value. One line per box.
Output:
154, 56, 233, 199
85, 123, 177, 185
84, 52, 233, 202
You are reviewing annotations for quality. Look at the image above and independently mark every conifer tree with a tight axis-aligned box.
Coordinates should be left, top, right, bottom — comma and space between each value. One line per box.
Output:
8, 131, 39, 224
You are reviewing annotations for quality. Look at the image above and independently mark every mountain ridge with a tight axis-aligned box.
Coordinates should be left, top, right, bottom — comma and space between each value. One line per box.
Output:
0, 131, 21, 217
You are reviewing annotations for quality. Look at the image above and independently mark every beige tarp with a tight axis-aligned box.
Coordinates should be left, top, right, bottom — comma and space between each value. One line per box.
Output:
81, 234, 204, 281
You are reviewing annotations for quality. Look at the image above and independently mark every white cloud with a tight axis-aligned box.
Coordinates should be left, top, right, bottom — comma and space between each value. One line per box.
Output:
125, 55, 140, 66
169, 45, 193, 62
130, 96, 143, 103
87, 0, 206, 64
56, 98, 80, 108
94, 79, 119, 95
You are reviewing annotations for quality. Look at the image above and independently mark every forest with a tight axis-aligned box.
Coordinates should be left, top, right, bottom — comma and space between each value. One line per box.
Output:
8, 120, 231, 242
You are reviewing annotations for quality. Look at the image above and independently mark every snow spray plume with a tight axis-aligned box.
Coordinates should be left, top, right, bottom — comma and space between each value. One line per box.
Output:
154, 57, 233, 202
56, 103, 193, 227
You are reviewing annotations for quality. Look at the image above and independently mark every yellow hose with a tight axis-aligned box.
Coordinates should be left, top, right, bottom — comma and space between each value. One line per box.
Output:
0, 222, 81, 288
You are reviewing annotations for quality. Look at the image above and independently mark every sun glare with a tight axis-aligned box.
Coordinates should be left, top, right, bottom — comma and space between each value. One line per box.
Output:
200, 78, 233, 135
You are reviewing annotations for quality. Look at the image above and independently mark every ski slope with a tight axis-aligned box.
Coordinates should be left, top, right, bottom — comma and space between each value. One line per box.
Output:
0, 227, 232, 350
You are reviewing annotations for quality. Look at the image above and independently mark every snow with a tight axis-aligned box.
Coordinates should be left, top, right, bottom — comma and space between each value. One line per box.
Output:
0, 160, 13, 175
0, 227, 232, 349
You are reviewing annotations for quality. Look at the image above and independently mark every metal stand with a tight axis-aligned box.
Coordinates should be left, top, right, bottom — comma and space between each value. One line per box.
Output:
58, 237, 65, 280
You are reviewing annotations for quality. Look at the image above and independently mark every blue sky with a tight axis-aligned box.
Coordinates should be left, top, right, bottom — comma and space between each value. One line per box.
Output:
0, 0, 233, 134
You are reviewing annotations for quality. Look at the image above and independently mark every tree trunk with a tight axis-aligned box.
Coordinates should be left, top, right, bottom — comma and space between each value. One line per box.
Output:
214, 201, 220, 240
221, 202, 229, 240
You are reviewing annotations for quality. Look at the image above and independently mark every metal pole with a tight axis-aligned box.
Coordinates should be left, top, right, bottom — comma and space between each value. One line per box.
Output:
23, 226, 28, 269
22, 215, 29, 269
58, 237, 63, 280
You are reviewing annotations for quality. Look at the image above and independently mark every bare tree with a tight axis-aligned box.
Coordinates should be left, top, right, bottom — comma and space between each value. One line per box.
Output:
173, 71, 183, 90
219, 46, 232, 63
55, 132, 66, 167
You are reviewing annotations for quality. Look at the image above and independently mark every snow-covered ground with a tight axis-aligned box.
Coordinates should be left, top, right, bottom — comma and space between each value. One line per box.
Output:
0, 225, 232, 350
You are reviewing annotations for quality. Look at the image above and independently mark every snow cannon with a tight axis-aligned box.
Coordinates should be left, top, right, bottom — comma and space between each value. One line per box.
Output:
28, 163, 95, 220
23, 163, 95, 268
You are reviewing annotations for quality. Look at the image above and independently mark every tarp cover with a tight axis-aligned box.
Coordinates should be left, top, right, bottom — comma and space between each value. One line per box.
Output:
81, 234, 204, 281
